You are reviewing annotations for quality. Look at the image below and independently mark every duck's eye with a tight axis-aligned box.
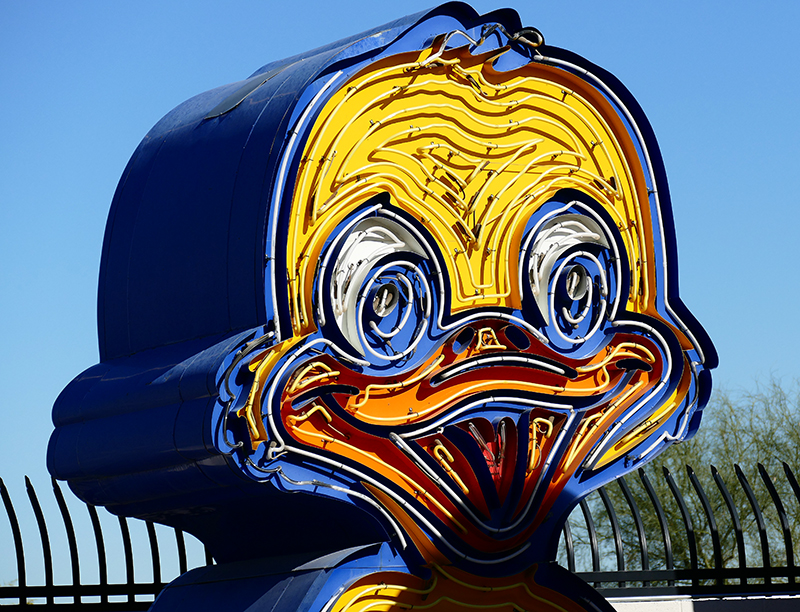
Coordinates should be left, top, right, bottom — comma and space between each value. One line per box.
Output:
320, 216, 433, 364
525, 212, 617, 350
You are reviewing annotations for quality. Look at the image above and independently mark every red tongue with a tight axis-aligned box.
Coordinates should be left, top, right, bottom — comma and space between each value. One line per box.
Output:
461, 417, 517, 503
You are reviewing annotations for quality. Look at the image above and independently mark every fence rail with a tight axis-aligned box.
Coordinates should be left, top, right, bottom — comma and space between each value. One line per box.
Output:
2, 463, 800, 607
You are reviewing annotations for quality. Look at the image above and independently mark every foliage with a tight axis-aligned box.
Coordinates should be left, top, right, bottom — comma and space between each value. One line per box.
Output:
561, 379, 800, 578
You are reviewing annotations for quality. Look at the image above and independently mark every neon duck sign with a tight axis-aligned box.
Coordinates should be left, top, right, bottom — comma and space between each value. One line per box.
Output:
49, 5, 716, 611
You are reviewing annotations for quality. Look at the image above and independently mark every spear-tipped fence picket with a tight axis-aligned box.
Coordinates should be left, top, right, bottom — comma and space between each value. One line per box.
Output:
2, 463, 800, 608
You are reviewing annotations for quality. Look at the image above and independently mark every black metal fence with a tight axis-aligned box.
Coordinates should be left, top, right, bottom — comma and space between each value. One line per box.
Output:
3, 464, 800, 607
0, 477, 211, 609
559, 462, 800, 598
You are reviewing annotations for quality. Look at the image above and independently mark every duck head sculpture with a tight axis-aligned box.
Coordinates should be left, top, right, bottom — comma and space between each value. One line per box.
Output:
49, 4, 716, 611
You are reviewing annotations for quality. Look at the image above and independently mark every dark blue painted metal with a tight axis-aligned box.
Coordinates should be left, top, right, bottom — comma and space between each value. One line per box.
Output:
94, 4, 483, 362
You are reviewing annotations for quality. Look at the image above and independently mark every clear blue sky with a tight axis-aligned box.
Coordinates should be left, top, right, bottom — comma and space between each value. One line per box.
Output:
1, 0, 798, 587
